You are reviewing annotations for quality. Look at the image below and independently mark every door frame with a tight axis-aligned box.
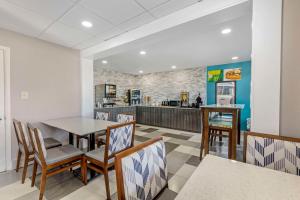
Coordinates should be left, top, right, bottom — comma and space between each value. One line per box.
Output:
0, 45, 11, 170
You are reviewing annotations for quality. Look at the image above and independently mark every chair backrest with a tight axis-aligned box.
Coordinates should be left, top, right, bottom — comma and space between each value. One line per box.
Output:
104, 121, 136, 161
28, 124, 47, 164
244, 132, 300, 176
115, 137, 168, 200
117, 114, 135, 123
96, 112, 109, 121
13, 119, 30, 152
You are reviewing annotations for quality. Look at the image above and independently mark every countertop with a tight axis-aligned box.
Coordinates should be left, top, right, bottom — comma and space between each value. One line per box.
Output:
95, 105, 201, 110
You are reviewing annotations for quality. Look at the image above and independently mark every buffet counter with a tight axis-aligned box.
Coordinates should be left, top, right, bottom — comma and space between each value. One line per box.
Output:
94, 105, 202, 132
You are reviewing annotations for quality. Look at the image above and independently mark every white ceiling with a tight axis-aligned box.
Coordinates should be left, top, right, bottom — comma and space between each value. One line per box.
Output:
0, 0, 201, 49
94, 2, 252, 74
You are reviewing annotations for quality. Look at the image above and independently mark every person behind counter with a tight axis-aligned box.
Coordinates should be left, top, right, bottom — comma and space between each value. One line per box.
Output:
196, 93, 203, 108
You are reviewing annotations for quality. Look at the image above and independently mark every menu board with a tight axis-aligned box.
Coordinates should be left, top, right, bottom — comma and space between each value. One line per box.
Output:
224, 68, 241, 81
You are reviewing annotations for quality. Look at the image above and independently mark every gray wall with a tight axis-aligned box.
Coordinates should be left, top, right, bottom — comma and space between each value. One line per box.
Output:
94, 66, 207, 105
280, 0, 300, 137
0, 28, 81, 164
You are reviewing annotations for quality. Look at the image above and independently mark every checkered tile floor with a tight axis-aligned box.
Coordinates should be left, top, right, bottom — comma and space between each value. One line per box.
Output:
0, 124, 243, 200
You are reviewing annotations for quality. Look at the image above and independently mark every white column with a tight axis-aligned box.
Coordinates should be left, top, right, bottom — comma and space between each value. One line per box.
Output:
80, 58, 94, 117
251, 0, 282, 134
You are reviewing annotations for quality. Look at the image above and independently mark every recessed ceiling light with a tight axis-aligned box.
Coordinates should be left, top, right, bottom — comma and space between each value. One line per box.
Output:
222, 28, 232, 34
171, 65, 177, 69
139, 51, 146, 55
232, 56, 239, 60
102, 60, 108, 64
81, 21, 93, 28
139, 70, 144, 74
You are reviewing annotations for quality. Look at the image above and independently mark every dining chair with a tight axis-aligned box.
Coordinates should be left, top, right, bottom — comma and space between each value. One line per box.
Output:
115, 137, 168, 200
244, 132, 300, 176
83, 121, 136, 200
117, 113, 135, 123
13, 119, 62, 184
200, 124, 232, 160
95, 112, 110, 147
28, 124, 84, 200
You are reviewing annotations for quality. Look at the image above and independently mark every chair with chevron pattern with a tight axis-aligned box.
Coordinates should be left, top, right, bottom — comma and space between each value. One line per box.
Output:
83, 120, 136, 200
117, 113, 135, 123
115, 137, 168, 200
244, 132, 300, 176
95, 111, 110, 147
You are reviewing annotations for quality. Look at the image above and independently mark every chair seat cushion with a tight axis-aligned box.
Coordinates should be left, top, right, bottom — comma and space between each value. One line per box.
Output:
36, 145, 83, 165
97, 134, 106, 141
44, 138, 62, 149
85, 147, 114, 164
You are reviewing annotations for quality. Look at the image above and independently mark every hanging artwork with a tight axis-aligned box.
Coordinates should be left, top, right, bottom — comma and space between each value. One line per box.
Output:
224, 68, 241, 81
207, 70, 223, 82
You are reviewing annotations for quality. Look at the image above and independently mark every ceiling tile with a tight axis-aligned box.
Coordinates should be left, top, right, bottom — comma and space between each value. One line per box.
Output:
117, 12, 155, 32
135, 0, 170, 10
6, 0, 75, 20
150, 0, 199, 18
81, 0, 145, 25
39, 22, 93, 47
74, 28, 123, 49
60, 4, 114, 35
0, 0, 52, 36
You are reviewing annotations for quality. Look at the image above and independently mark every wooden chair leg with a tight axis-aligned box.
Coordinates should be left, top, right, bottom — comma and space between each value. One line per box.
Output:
39, 169, 47, 200
31, 160, 38, 187
219, 130, 223, 142
16, 150, 22, 172
82, 157, 87, 185
21, 155, 29, 184
210, 130, 214, 146
104, 169, 111, 200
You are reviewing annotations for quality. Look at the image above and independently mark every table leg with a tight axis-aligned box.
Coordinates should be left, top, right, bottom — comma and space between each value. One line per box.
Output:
237, 110, 241, 145
228, 131, 232, 159
203, 110, 210, 156
69, 133, 74, 145
89, 133, 95, 151
231, 112, 237, 160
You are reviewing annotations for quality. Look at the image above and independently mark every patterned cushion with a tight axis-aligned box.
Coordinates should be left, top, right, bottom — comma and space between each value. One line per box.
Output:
117, 114, 134, 123
108, 124, 133, 156
96, 112, 109, 121
246, 134, 300, 176
121, 140, 168, 200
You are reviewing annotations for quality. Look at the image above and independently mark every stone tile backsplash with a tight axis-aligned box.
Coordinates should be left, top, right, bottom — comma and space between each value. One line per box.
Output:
94, 67, 206, 105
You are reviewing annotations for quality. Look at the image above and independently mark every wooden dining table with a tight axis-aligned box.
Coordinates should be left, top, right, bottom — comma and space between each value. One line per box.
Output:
42, 117, 118, 151
175, 155, 300, 200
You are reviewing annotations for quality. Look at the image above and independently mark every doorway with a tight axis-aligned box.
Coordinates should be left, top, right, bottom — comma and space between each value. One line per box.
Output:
0, 48, 6, 172
0, 45, 11, 172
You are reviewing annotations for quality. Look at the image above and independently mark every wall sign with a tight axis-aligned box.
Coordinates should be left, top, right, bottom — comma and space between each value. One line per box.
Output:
208, 70, 223, 82
224, 68, 241, 81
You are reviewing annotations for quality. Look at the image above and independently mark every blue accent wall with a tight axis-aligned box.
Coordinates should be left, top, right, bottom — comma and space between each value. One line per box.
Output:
207, 61, 251, 130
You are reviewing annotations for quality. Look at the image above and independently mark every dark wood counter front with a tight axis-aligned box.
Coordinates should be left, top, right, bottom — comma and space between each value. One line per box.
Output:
95, 106, 201, 133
